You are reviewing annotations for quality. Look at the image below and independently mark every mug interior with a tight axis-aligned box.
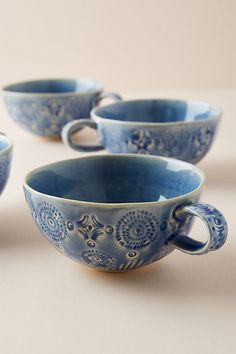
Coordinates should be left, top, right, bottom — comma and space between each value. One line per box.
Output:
26, 155, 203, 204
94, 99, 220, 123
3, 79, 102, 94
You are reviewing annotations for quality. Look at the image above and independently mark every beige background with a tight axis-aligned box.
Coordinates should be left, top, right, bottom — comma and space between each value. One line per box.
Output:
0, 0, 236, 90
0, 1, 236, 354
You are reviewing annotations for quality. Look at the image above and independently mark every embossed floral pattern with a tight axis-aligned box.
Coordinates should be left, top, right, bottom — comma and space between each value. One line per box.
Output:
77, 214, 114, 247
121, 125, 216, 162
3, 95, 95, 136
82, 249, 115, 269
40, 100, 64, 117
24, 187, 227, 270
116, 210, 159, 249
124, 130, 155, 154
191, 126, 215, 160
162, 128, 190, 157
36, 201, 67, 242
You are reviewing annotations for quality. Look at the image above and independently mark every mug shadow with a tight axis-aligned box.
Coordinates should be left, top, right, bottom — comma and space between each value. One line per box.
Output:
76, 243, 236, 299
34, 135, 62, 143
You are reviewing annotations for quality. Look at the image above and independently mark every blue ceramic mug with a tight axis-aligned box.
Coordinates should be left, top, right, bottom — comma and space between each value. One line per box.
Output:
24, 154, 227, 272
0, 133, 13, 195
62, 99, 221, 163
2, 78, 121, 138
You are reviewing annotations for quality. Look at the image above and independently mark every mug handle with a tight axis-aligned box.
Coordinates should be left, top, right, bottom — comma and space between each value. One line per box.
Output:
61, 119, 103, 152
61, 92, 122, 152
95, 92, 123, 106
170, 202, 228, 255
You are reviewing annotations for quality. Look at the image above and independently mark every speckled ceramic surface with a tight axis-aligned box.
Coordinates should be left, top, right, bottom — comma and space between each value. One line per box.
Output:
0, 133, 13, 195
23, 155, 227, 271
62, 99, 221, 163
2, 79, 121, 137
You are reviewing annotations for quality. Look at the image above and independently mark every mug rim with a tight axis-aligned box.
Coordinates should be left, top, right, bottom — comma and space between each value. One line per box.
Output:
2, 78, 104, 98
91, 98, 222, 126
0, 134, 13, 156
23, 154, 205, 208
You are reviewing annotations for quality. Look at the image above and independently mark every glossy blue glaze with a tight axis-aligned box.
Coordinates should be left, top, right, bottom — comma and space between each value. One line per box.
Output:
24, 155, 227, 271
62, 99, 221, 164
2, 79, 105, 137
93, 100, 221, 164
0, 134, 13, 195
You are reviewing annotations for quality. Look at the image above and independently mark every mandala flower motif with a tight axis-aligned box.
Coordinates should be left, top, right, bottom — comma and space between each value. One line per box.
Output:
36, 201, 67, 242
116, 210, 159, 249
82, 249, 115, 269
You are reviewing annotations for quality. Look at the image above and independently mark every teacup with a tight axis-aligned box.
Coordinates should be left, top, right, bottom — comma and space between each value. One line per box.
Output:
2, 78, 121, 138
24, 154, 227, 272
0, 133, 13, 194
62, 99, 221, 163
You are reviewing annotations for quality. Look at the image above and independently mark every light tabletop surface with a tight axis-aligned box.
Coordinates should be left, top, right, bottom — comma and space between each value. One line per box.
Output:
0, 90, 235, 354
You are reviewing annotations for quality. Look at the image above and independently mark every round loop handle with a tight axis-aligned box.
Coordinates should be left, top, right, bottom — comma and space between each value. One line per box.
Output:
62, 91, 122, 152
170, 202, 228, 255
61, 119, 104, 152
95, 92, 122, 106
